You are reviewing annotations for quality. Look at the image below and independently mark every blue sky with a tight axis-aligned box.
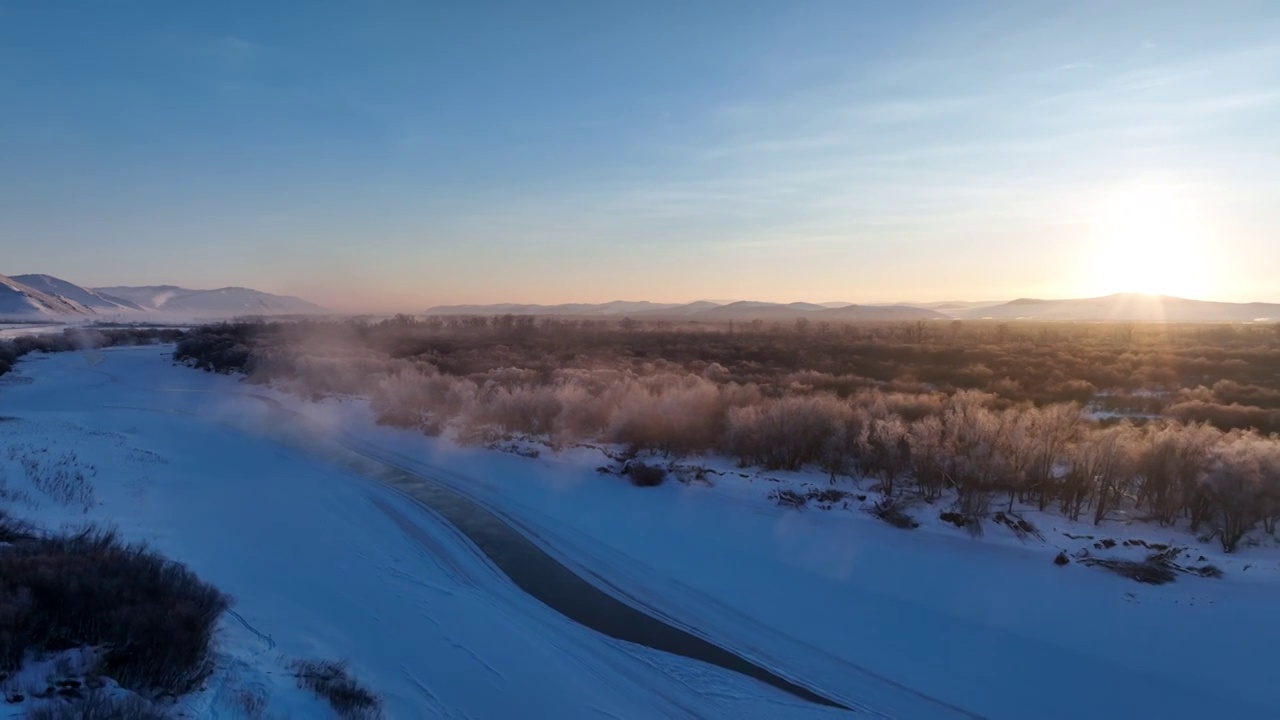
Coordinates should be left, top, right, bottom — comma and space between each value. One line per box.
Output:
2, 1, 1277, 310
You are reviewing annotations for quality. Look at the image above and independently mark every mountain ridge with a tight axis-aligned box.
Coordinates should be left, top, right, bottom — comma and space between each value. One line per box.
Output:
957, 293, 1280, 322
424, 294, 1280, 323
0, 274, 94, 318
424, 300, 949, 322
0, 273, 325, 319
12, 274, 145, 312
97, 285, 325, 315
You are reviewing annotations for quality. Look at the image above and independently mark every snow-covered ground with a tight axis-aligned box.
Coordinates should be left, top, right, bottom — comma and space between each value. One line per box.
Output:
0, 348, 846, 718
1, 347, 1277, 718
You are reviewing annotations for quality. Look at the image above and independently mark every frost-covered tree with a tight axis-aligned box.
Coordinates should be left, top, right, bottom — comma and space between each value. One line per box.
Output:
1202, 431, 1277, 552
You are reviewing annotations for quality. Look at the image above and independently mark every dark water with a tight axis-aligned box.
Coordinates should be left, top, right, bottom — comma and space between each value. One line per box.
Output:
243, 394, 850, 712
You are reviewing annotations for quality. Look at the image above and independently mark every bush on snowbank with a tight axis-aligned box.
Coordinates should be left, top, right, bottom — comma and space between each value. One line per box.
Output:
289, 658, 382, 720
0, 527, 230, 696
624, 461, 666, 487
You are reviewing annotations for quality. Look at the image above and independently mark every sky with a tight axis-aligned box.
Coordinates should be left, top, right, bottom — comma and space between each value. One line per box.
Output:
1, 1, 1278, 312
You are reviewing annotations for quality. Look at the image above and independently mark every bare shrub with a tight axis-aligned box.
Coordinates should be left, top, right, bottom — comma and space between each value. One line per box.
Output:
992, 511, 1042, 541
873, 391, 949, 422
16, 448, 95, 509
1135, 423, 1220, 527
1025, 403, 1082, 511
290, 659, 382, 720
906, 415, 949, 500
607, 377, 725, 456
623, 461, 666, 487
870, 497, 918, 529
0, 509, 37, 543
1059, 423, 1138, 524
770, 489, 807, 509
1191, 563, 1224, 578
0, 528, 230, 695
1201, 431, 1280, 552
1079, 551, 1178, 585
860, 415, 912, 495
724, 396, 851, 471
1168, 400, 1278, 434
233, 687, 268, 720
371, 367, 471, 431
1080, 546, 1224, 584
805, 487, 850, 505
549, 383, 612, 443
953, 490, 992, 537
473, 385, 563, 436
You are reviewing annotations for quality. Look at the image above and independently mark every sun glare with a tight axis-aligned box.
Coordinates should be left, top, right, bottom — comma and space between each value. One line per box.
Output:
1088, 182, 1209, 299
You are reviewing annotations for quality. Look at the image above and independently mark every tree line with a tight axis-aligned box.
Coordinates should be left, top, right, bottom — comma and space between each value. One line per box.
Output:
174, 319, 1280, 551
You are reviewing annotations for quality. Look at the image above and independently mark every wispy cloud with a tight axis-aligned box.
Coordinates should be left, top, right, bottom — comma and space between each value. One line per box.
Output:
576, 39, 1280, 253
843, 96, 982, 124
698, 134, 848, 160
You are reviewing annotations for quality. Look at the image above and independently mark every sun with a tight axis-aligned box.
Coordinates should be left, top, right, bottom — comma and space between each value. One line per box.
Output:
1086, 182, 1209, 298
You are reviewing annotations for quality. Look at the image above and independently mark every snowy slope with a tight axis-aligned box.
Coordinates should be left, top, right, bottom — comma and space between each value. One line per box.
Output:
12, 274, 145, 312
0, 274, 93, 318
90, 285, 187, 311
1, 275, 323, 318
0, 349, 845, 719
266, 393, 1280, 720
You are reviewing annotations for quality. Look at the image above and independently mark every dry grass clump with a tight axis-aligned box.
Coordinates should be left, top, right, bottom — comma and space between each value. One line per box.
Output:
0, 528, 230, 695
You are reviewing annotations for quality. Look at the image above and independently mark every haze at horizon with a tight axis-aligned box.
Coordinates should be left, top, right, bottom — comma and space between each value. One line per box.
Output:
2, 1, 1278, 312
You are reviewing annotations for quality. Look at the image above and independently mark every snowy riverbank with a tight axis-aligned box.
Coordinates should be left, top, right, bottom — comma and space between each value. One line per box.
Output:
1, 346, 1276, 718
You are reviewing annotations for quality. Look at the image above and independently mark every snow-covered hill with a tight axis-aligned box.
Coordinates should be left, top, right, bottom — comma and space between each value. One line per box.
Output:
0, 274, 94, 319
88, 285, 187, 311
12, 274, 144, 312
2, 273, 326, 320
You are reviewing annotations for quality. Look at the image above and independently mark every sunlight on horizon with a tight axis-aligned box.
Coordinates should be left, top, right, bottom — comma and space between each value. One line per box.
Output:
1083, 181, 1215, 299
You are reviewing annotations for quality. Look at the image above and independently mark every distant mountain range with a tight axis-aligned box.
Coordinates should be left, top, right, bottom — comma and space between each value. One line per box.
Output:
426, 300, 951, 322
950, 294, 1280, 323
5, 272, 1276, 325
426, 294, 1280, 324
0, 273, 325, 320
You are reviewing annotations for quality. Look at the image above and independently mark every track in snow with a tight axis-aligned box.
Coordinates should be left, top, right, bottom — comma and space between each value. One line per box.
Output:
178, 388, 854, 712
